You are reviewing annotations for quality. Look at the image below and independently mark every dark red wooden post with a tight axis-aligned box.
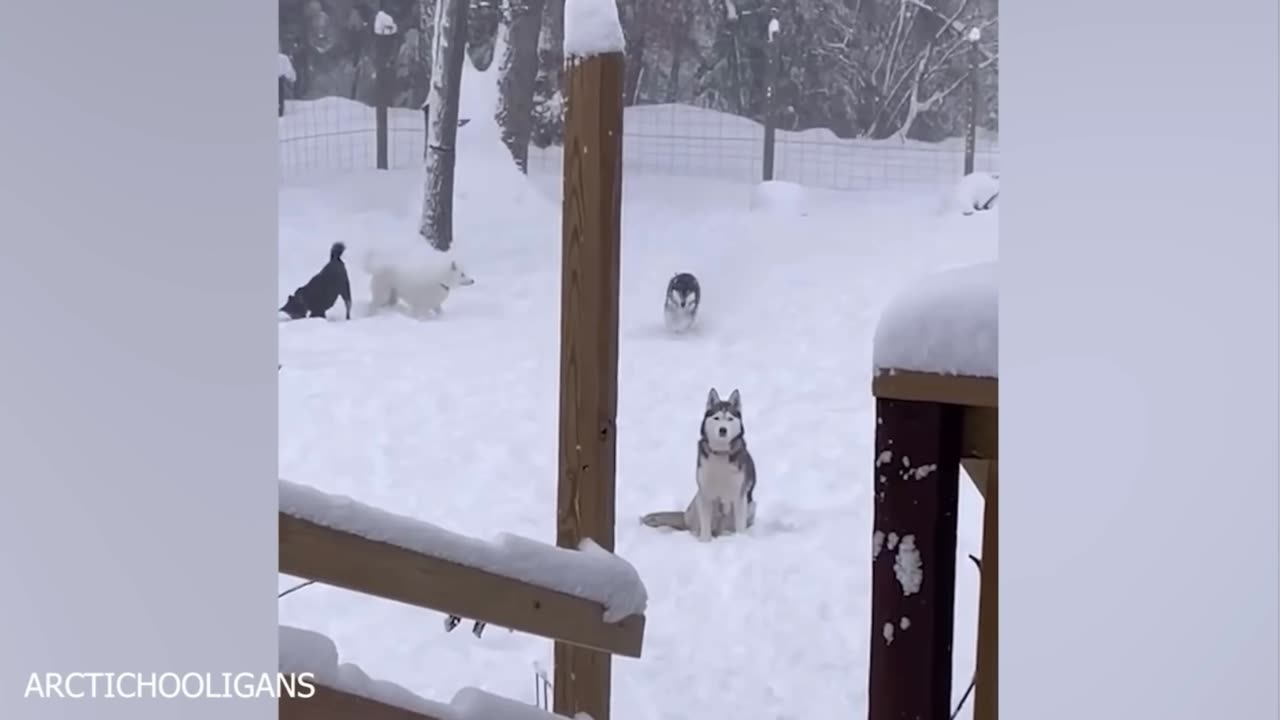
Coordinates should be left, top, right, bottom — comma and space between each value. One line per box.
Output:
867, 397, 963, 720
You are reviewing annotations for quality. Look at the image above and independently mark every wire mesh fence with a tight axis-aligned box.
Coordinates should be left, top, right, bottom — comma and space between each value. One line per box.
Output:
280, 95, 999, 191
279, 0, 999, 190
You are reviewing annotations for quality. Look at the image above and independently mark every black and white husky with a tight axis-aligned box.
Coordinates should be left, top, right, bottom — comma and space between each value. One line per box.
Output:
663, 272, 701, 333
641, 388, 757, 541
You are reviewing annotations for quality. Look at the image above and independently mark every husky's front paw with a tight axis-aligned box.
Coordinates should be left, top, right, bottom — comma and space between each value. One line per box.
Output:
694, 501, 715, 542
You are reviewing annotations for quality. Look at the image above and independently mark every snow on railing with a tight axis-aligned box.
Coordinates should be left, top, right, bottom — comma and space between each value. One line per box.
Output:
278, 479, 647, 657
280, 625, 589, 720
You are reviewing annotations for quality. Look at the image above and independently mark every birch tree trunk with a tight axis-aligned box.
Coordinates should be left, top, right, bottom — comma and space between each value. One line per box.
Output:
420, 0, 470, 252
495, 0, 548, 174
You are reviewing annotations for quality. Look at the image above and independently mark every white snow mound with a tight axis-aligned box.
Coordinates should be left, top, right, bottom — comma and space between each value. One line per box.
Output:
947, 171, 999, 216
749, 180, 808, 217
873, 261, 998, 377
564, 0, 626, 59
374, 11, 398, 36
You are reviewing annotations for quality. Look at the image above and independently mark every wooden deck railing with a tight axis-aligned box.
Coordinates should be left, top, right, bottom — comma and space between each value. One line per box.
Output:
867, 369, 998, 720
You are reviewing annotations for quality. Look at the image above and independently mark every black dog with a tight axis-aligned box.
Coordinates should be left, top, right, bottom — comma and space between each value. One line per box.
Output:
280, 242, 352, 320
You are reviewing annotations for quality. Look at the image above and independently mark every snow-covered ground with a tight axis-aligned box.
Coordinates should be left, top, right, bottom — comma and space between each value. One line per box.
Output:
278, 59, 998, 720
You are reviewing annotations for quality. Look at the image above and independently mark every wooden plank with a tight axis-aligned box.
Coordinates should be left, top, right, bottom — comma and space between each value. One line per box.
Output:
867, 398, 962, 720
555, 49, 626, 720
962, 406, 998, 459
279, 682, 443, 720
279, 513, 644, 658
973, 460, 998, 720
873, 370, 998, 408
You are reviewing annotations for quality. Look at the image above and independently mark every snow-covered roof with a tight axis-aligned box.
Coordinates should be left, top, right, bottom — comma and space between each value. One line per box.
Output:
564, 0, 626, 59
279, 479, 647, 623
872, 261, 997, 378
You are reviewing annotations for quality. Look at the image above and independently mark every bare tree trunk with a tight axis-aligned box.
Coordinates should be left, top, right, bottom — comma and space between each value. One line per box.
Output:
417, 0, 436, 111
542, 0, 564, 87
420, 0, 469, 252
467, 0, 503, 70
495, 0, 548, 173
618, 1, 645, 105
665, 40, 683, 103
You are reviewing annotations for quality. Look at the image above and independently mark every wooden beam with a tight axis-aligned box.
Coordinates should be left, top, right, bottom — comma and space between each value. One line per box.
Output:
867, 398, 962, 720
873, 370, 998, 408
280, 682, 444, 720
973, 460, 998, 720
961, 406, 997, 497
279, 513, 645, 658
555, 49, 626, 720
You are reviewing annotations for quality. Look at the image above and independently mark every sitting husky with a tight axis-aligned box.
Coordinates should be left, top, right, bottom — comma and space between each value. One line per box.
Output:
663, 272, 701, 333
641, 388, 757, 541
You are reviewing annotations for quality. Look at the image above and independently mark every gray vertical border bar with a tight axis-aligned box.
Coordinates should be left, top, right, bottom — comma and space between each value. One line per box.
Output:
0, 1, 278, 718
1003, 1, 1278, 719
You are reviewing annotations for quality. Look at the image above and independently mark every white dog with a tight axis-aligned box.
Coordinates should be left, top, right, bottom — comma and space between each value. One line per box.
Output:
363, 247, 475, 319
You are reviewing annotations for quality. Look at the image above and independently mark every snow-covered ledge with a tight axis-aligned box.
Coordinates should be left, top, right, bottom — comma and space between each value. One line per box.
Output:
280, 626, 583, 720
872, 261, 997, 379
280, 479, 646, 621
279, 479, 647, 658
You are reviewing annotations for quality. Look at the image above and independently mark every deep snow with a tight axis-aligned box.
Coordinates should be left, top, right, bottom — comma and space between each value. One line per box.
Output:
278, 57, 998, 720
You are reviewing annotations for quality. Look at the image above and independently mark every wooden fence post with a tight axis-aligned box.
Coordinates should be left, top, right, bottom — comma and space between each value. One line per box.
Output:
963, 26, 982, 176
554, 44, 625, 720
374, 20, 399, 171
762, 11, 780, 182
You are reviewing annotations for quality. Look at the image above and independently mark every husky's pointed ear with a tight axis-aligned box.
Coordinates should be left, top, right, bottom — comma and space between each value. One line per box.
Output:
728, 389, 741, 412
706, 387, 721, 410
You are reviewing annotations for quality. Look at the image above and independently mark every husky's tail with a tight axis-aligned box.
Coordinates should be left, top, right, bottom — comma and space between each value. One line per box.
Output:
640, 511, 687, 531
329, 242, 346, 262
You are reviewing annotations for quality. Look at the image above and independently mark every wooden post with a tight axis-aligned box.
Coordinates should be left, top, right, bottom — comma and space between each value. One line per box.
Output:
867, 398, 962, 720
973, 461, 998, 720
374, 28, 398, 170
554, 48, 625, 720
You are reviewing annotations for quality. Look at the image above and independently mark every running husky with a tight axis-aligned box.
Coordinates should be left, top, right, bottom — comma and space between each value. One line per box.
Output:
663, 272, 701, 333
641, 388, 757, 541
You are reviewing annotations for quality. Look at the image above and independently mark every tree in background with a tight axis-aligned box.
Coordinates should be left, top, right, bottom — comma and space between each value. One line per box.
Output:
420, 0, 469, 251
495, 0, 549, 173
279, 0, 1000, 159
